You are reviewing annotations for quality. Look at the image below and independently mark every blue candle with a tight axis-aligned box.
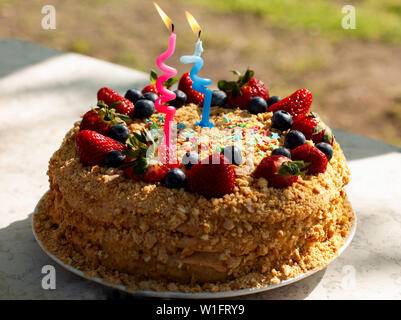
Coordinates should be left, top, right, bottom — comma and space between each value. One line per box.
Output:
180, 24, 214, 128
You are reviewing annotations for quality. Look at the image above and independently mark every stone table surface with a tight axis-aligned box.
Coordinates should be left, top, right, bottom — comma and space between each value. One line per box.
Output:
0, 39, 400, 300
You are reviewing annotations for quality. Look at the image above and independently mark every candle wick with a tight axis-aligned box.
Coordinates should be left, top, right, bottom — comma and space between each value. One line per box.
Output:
198, 30, 201, 39
171, 23, 174, 33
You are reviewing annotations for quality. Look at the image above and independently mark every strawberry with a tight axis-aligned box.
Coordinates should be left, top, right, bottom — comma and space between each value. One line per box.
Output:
291, 145, 328, 174
80, 109, 111, 135
292, 112, 335, 144
268, 89, 312, 121
254, 155, 308, 188
178, 72, 205, 106
141, 70, 178, 95
218, 69, 269, 109
187, 154, 235, 198
142, 84, 159, 95
97, 87, 134, 116
122, 129, 177, 182
75, 130, 125, 166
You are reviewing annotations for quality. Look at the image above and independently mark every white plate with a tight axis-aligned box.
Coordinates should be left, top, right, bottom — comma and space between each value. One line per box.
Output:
32, 198, 356, 299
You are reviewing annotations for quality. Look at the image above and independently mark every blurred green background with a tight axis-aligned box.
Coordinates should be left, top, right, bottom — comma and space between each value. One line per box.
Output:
1, 0, 400, 145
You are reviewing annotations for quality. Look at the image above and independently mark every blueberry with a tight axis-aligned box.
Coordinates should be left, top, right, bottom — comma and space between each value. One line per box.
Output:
133, 99, 155, 118
211, 90, 227, 107
143, 92, 158, 102
267, 96, 281, 107
271, 147, 291, 158
164, 168, 186, 189
105, 150, 125, 168
108, 124, 130, 143
316, 142, 334, 161
124, 89, 143, 104
170, 90, 187, 108
182, 151, 200, 170
284, 130, 306, 149
248, 97, 267, 115
222, 145, 242, 166
272, 110, 293, 131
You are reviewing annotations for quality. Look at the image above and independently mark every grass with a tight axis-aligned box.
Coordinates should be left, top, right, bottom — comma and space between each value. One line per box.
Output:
185, 0, 401, 43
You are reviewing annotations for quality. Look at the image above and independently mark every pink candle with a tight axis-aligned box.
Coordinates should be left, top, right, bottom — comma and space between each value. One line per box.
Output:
155, 29, 177, 151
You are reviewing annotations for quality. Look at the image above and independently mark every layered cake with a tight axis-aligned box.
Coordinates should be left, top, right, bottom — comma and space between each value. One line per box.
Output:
34, 69, 354, 292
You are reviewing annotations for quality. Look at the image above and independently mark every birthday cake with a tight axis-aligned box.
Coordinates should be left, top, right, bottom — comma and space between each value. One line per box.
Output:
34, 69, 354, 292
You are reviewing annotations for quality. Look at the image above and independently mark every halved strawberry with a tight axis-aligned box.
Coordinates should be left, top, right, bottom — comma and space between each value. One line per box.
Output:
268, 88, 312, 120
254, 155, 308, 188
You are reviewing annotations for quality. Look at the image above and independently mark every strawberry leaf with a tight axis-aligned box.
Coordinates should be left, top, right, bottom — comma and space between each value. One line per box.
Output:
163, 77, 178, 88
276, 161, 310, 176
150, 70, 158, 85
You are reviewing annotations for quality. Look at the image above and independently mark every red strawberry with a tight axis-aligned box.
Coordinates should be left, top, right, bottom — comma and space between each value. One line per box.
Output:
268, 89, 312, 120
187, 154, 235, 198
254, 155, 307, 188
75, 130, 125, 166
97, 87, 134, 116
142, 84, 159, 95
218, 69, 269, 109
291, 145, 328, 174
80, 109, 110, 135
292, 113, 334, 144
143, 160, 170, 182
178, 72, 205, 106
141, 70, 178, 95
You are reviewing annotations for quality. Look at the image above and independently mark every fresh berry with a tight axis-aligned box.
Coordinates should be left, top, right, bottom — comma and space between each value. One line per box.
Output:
254, 155, 307, 188
211, 90, 227, 107
178, 72, 205, 105
123, 129, 177, 182
284, 130, 306, 149
142, 84, 159, 95
143, 92, 158, 103
108, 124, 130, 143
133, 99, 155, 118
75, 130, 125, 166
141, 70, 178, 96
221, 145, 242, 166
218, 69, 269, 109
170, 89, 187, 108
272, 110, 293, 131
248, 96, 268, 114
182, 151, 200, 170
97, 87, 135, 116
267, 96, 281, 107
187, 154, 235, 198
271, 147, 291, 158
315, 142, 334, 161
164, 168, 186, 188
268, 89, 312, 121
80, 109, 111, 135
125, 89, 143, 104
143, 160, 170, 182
291, 112, 334, 144
105, 150, 125, 168
291, 145, 328, 174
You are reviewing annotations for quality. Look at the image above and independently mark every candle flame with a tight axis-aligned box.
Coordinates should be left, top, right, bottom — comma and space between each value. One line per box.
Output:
185, 11, 201, 36
153, 2, 173, 31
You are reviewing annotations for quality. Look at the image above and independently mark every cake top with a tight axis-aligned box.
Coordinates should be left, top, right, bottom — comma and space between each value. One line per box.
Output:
73, 68, 337, 198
